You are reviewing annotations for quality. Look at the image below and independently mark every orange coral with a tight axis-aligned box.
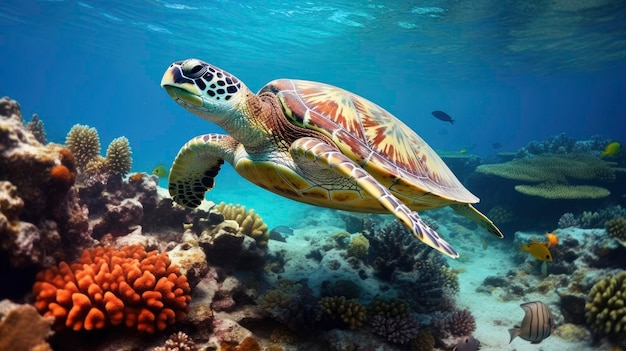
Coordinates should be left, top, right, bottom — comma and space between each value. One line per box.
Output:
129, 172, 144, 183
49, 164, 75, 187
32, 245, 191, 333
220, 337, 262, 351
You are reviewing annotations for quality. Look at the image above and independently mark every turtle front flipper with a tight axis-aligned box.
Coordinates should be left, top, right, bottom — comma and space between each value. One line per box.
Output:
450, 203, 504, 238
169, 134, 239, 208
291, 137, 459, 258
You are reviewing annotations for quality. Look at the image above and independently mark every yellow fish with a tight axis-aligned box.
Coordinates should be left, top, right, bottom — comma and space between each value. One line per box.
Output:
521, 242, 552, 262
151, 164, 169, 178
601, 141, 621, 157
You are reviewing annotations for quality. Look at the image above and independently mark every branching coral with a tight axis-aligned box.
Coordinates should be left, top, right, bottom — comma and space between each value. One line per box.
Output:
65, 124, 100, 170
558, 213, 579, 229
214, 202, 269, 247
316, 296, 366, 330
25, 113, 47, 144
153, 331, 197, 351
605, 217, 626, 243
432, 309, 476, 338
33, 245, 191, 333
409, 330, 435, 351
370, 314, 419, 344
104, 136, 132, 176
585, 271, 626, 348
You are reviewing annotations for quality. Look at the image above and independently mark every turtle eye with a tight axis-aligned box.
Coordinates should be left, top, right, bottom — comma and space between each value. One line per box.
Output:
182, 59, 207, 79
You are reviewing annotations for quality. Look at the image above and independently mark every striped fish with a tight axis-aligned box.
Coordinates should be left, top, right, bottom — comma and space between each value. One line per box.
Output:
508, 301, 555, 344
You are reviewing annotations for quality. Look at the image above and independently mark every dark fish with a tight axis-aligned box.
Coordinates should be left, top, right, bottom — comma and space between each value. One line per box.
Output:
509, 301, 555, 344
269, 225, 294, 242
452, 335, 481, 351
431, 110, 454, 124
492, 142, 502, 149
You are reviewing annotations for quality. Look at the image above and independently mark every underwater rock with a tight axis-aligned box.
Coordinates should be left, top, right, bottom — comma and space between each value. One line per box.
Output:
0, 299, 54, 351
92, 198, 143, 238
166, 229, 208, 288
199, 220, 266, 270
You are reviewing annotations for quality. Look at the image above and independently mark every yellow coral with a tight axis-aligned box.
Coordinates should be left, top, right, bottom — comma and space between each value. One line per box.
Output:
367, 296, 410, 318
316, 296, 366, 329
215, 202, 269, 247
585, 271, 626, 348
514, 183, 610, 199
346, 233, 369, 260
105, 136, 132, 176
65, 124, 100, 170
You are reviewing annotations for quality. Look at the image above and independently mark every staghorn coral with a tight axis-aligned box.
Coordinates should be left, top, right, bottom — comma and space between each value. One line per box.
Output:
214, 202, 269, 247
25, 113, 47, 144
346, 233, 369, 260
33, 245, 191, 333
104, 136, 132, 176
0, 299, 54, 351
153, 331, 197, 351
316, 296, 366, 330
370, 314, 419, 344
558, 213, 579, 229
514, 183, 610, 199
65, 124, 100, 170
605, 217, 626, 243
585, 271, 626, 348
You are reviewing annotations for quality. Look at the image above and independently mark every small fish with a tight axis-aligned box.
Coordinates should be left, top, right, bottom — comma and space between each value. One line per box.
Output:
452, 335, 480, 351
509, 301, 555, 344
601, 141, 621, 157
431, 110, 455, 124
151, 164, 169, 178
459, 148, 467, 154
492, 142, 502, 149
545, 233, 558, 248
521, 242, 552, 262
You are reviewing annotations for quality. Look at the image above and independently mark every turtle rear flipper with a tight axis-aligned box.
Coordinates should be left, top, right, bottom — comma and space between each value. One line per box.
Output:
169, 134, 238, 208
291, 137, 459, 258
451, 203, 504, 238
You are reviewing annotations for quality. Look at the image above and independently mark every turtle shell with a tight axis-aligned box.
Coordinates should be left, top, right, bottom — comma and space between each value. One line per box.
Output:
265, 79, 479, 207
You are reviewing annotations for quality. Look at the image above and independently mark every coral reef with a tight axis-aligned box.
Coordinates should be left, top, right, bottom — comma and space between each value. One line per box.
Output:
0, 97, 92, 268
370, 314, 419, 344
585, 271, 626, 348
65, 124, 100, 171
579, 206, 626, 228
153, 331, 197, 351
214, 202, 269, 247
605, 217, 626, 243
0, 299, 54, 351
104, 136, 132, 176
33, 245, 191, 333
432, 309, 476, 338
409, 329, 435, 351
316, 296, 366, 330
257, 279, 316, 332
25, 113, 47, 144
514, 183, 610, 199
558, 213, 580, 228
346, 233, 369, 260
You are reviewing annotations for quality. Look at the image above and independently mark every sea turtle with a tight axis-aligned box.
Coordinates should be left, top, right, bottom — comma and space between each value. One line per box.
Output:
161, 59, 503, 258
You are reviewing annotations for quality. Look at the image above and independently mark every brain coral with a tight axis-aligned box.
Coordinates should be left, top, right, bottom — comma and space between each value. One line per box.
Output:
33, 245, 191, 333
585, 271, 626, 348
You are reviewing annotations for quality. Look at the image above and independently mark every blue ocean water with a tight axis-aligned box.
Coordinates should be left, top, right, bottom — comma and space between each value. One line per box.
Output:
1, 0, 626, 226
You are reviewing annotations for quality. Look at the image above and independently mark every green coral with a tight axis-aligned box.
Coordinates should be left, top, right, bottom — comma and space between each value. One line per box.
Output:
214, 202, 269, 248
367, 296, 409, 319
514, 183, 610, 199
476, 154, 615, 183
346, 233, 369, 260
409, 329, 435, 351
585, 271, 626, 348
104, 136, 132, 176
605, 217, 626, 243
316, 296, 366, 329
65, 124, 100, 170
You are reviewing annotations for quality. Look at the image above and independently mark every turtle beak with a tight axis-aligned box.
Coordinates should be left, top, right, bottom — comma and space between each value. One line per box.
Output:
161, 65, 204, 107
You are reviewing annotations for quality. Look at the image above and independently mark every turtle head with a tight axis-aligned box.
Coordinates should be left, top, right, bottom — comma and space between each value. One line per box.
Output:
161, 59, 247, 122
